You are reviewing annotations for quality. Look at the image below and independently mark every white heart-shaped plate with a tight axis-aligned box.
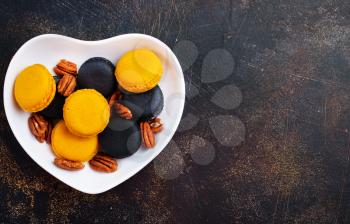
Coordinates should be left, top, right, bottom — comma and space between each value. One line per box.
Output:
3, 34, 185, 194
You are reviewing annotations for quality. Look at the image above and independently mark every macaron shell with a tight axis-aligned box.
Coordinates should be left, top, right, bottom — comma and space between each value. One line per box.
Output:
116, 49, 163, 93
133, 49, 163, 74
51, 121, 98, 162
40, 76, 65, 119
99, 116, 141, 158
40, 90, 65, 119
63, 89, 110, 137
14, 64, 56, 112
118, 85, 164, 121
29, 75, 56, 112
77, 57, 117, 97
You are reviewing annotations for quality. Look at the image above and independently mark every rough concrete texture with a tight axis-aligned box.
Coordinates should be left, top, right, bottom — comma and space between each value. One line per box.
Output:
1, 0, 350, 223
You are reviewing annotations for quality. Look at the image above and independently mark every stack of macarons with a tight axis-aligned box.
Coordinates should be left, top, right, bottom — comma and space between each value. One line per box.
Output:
51, 89, 110, 162
13, 48, 165, 172
99, 49, 165, 158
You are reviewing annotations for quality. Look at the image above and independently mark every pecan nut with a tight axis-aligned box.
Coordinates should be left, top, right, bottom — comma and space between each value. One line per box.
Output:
28, 113, 51, 143
45, 121, 53, 144
140, 121, 155, 148
108, 90, 122, 108
54, 158, 84, 171
115, 103, 132, 120
54, 59, 77, 77
89, 154, 117, 173
149, 118, 163, 133
57, 74, 76, 96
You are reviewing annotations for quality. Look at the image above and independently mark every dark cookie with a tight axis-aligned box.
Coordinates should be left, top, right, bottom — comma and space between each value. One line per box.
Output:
77, 57, 117, 97
99, 116, 141, 158
118, 85, 164, 121
40, 76, 65, 119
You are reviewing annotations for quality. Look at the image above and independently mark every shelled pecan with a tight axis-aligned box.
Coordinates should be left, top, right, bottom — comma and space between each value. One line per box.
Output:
149, 118, 163, 133
108, 90, 122, 108
54, 59, 77, 77
89, 154, 117, 173
54, 158, 84, 171
115, 103, 132, 120
28, 113, 51, 143
57, 74, 76, 96
140, 121, 155, 148
45, 121, 53, 144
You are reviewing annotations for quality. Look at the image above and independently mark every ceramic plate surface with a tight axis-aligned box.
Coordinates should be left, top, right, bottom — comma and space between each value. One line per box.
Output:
3, 34, 185, 194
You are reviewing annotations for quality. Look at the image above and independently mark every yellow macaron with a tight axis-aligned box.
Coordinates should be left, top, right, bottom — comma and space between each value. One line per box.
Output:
51, 120, 98, 162
63, 89, 110, 137
115, 49, 163, 93
14, 64, 56, 112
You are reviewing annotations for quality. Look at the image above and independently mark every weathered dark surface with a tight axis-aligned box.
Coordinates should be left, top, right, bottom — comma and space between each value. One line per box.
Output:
1, 0, 350, 223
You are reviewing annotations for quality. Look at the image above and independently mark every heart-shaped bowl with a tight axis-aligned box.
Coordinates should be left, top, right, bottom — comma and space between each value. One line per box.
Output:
3, 34, 185, 194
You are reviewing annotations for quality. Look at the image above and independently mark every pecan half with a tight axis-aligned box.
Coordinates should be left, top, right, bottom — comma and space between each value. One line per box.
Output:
89, 154, 117, 173
54, 158, 84, 171
115, 103, 132, 120
45, 121, 53, 144
57, 74, 76, 96
28, 113, 51, 143
140, 121, 155, 148
54, 59, 77, 76
108, 90, 122, 108
149, 118, 163, 133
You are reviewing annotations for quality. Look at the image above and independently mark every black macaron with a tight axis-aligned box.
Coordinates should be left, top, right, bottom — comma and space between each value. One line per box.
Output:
118, 85, 164, 121
77, 57, 117, 97
40, 76, 65, 119
99, 116, 141, 158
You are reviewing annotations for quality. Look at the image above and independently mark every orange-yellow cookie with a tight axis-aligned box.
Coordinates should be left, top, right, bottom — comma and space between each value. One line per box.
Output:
14, 64, 56, 112
51, 120, 98, 162
63, 89, 110, 137
115, 49, 163, 93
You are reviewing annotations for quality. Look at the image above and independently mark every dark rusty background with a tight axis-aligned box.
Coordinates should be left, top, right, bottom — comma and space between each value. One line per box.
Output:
1, 0, 350, 223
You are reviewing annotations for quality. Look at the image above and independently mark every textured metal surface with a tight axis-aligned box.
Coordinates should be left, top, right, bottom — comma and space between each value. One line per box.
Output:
1, 0, 350, 223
